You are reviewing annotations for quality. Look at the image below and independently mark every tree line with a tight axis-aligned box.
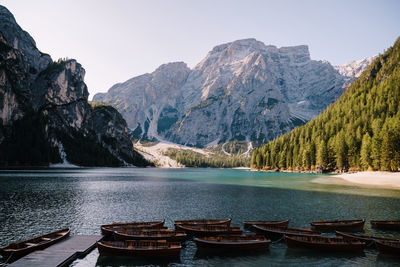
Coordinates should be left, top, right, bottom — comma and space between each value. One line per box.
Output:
166, 148, 249, 168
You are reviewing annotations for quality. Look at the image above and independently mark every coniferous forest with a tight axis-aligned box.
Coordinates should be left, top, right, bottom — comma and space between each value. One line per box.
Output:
165, 148, 249, 168
251, 37, 400, 172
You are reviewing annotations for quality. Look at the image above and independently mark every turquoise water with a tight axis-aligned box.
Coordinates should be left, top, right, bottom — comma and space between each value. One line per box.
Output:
0, 168, 399, 266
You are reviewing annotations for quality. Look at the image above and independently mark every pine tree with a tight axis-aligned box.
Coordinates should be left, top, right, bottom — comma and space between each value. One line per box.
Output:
360, 133, 372, 170
380, 126, 392, 171
336, 132, 348, 171
316, 139, 329, 170
256, 153, 262, 169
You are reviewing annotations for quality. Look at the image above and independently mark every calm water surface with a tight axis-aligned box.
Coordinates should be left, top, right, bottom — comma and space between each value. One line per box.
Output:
0, 168, 399, 266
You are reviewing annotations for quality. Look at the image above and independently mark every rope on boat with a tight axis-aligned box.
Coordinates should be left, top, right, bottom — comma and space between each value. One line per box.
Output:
3, 251, 14, 265
271, 236, 285, 244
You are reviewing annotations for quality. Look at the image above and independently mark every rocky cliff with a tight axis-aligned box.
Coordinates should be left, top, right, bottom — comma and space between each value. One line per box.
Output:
0, 5, 149, 167
334, 56, 377, 78
94, 39, 373, 148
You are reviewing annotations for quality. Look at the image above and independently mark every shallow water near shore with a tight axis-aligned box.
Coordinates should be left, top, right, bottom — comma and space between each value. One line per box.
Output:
0, 168, 399, 266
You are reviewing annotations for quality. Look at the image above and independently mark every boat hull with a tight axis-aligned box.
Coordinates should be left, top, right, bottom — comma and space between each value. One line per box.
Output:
251, 225, 320, 241
310, 220, 365, 232
114, 231, 187, 242
0, 228, 70, 262
101, 221, 165, 236
175, 225, 243, 237
194, 238, 270, 251
97, 241, 181, 258
174, 219, 231, 228
244, 220, 289, 229
375, 240, 400, 254
371, 221, 400, 230
285, 236, 366, 252
335, 231, 400, 248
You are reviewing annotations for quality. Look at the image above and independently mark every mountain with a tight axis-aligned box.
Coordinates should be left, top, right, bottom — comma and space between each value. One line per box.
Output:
0, 5, 149, 167
334, 56, 377, 88
94, 39, 372, 148
251, 37, 400, 172
334, 56, 377, 78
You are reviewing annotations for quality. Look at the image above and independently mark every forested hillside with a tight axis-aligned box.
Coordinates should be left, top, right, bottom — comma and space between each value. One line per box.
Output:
251, 37, 400, 172
165, 148, 249, 168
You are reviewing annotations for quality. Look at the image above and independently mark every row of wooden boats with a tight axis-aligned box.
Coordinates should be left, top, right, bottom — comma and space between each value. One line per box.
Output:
248, 222, 400, 253
98, 219, 242, 257
1, 219, 399, 262
247, 219, 400, 232
96, 218, 400, 258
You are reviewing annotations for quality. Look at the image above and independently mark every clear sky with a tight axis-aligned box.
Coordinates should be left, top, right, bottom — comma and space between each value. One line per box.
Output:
1, 0, 399, 99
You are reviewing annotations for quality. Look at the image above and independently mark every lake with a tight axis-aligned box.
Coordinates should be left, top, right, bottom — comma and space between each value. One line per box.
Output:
0, 168, 399, 266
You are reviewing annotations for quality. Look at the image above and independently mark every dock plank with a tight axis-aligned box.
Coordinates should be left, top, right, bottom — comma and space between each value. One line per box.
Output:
9, 235, 102, 267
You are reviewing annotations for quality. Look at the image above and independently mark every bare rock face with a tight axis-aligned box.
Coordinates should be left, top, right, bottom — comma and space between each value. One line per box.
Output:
0, 5, 149, 167
94, 38, 372, 147
33, 59, 91, 131
91, 105, 148, 166
0, 6, 51, 75
334, 56, 377, 88
95, 62, 191, 140
334, 56, 377, 78
0, 33, 30, 127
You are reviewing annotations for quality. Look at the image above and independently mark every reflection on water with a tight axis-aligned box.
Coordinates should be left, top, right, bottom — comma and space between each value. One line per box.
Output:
0, 168, 399, 266
96, 255, 181, 267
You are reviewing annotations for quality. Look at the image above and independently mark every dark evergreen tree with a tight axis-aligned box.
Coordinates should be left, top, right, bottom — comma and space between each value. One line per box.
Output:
360, 133, 372, 170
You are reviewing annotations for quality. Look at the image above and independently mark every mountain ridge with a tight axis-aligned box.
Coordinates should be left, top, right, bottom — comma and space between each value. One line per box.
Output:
94, 38, 373, 148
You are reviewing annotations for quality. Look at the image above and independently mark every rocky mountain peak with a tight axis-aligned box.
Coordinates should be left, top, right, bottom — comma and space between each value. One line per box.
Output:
195, 38, 267, 70
195, 39, 311, 71
210, 38, 268, 54
335, 55, 377, 78
33, 59, 89, 111
0, 6, 51, 75
152, 62, 190, 86
155, 61, 189, 72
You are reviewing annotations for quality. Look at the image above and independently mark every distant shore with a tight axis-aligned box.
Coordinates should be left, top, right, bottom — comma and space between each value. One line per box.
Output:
334, 171, 400, 190
251, 168, 400, 190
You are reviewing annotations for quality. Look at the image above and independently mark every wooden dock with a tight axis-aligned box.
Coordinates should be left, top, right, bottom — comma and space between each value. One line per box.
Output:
8, 235, 102, 267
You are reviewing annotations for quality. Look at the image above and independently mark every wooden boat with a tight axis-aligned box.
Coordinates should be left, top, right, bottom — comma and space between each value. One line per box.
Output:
335, 231, 400, 247
175, 224, 243, 237
244, 220, 289, 229
101, 221, 165, 236
310, 219, 365, 232
375, 240, 400, 254
251, 225, 320, 241
285, 235, 366, 252
114, 229, 187, 242
0, 228, 70, 262
97, 240, 181, 258
371, 220, 400, 230
194, 235, 271, 252
174, 219, 231, 227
